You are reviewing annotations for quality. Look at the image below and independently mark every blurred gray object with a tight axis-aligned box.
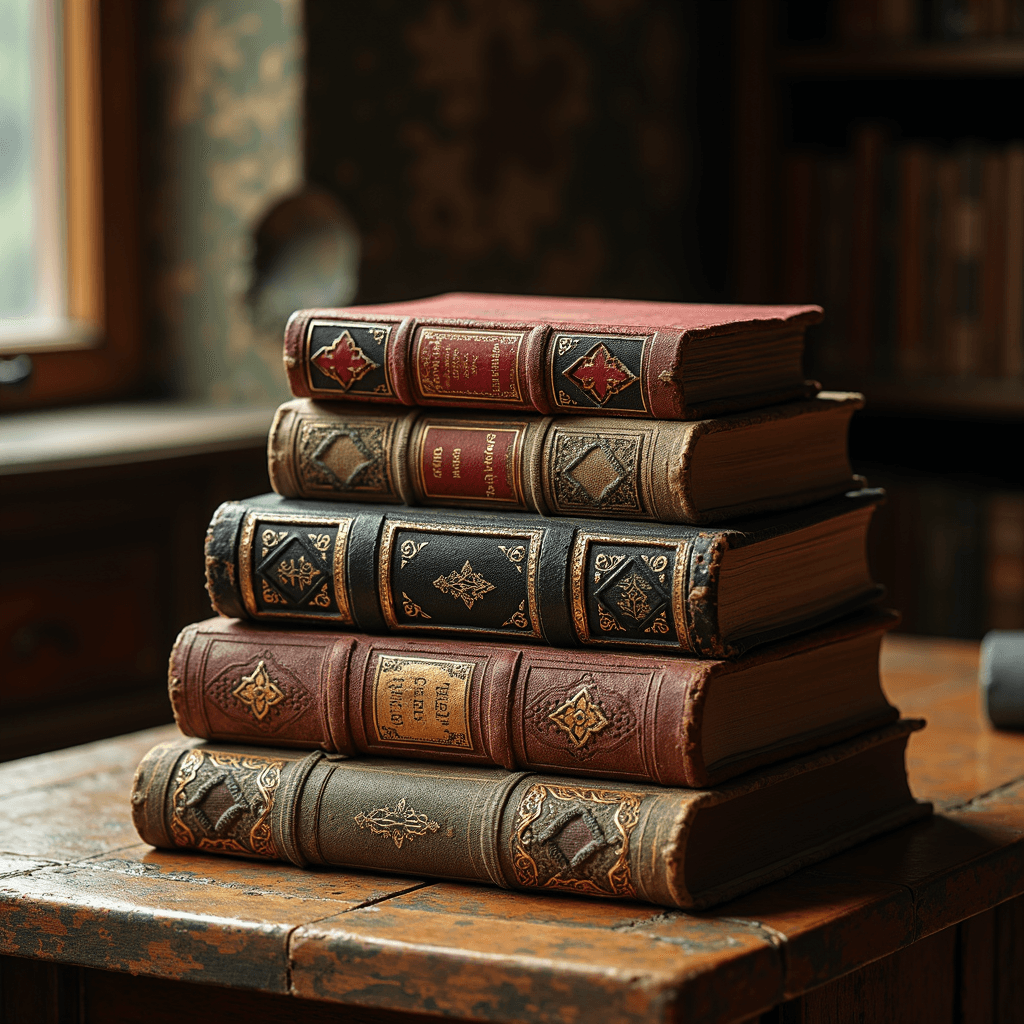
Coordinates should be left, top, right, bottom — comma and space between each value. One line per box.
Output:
247, 187, 360, 336
980, 631, 1024, 728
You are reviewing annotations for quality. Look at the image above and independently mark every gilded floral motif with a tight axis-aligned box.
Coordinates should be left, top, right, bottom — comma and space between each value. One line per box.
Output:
354, 798, 441, 849
232, 660, 285, 721
432, 560, 495, 610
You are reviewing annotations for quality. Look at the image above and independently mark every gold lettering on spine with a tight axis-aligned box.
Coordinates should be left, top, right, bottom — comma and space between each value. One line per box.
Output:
413, 327, 525, 404
371, 655, 474, 750
417, 422, 529, 507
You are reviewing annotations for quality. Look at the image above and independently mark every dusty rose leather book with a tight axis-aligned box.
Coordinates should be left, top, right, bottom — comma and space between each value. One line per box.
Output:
170, 611, 899, 788
283, 292, 823, 420
131, 721, 929, 910
267, 393, 864, 524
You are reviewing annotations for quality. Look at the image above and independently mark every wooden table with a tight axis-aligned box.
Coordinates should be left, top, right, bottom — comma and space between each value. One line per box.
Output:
1, 635, 1022, 1023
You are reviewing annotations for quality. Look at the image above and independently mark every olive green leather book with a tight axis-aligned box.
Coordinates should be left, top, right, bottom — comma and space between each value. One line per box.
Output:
131, 721, 930, 910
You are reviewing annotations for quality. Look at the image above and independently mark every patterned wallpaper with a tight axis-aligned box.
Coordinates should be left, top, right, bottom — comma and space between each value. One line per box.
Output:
149, 0, 305, 403
146, 0, 724, 402
305, 0, 707, 306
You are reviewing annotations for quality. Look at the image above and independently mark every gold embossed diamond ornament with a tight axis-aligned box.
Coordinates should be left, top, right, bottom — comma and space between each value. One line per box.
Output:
548, 686, 610, 749
311, 330, 379, 390
232, 660, 286, 721
614, 571, 654, 622
563, 343, 638, 404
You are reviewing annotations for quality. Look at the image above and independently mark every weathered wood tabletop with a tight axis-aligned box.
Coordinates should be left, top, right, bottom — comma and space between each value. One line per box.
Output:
1, 635, 1023, 1023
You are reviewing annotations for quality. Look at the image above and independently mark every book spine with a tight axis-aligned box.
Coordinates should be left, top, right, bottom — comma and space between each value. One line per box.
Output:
950, 146, 984, 375
283, 309, 692, 420
980, 149, 1007, 377
129, 725, 927, 910
896, 143, 930, 375
875, 142, 899, 375
268, 398, 860, 526
131, 739, 690, 907
169, 618, 712, 786
782, 153, 814, 303
934, 153, 959, 375
818, 156, 853, 375
1003, 143, 1024, 377
203, 499, 732, 656
986, 492, 1024, 630
849, 125, 886, 374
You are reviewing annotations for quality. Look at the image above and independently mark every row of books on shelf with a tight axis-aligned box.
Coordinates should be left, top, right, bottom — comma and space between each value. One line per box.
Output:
869, 470, 1024, 637
131, 294, 931, 911
833, 0, 1024, 42
783, 127, 1024, 383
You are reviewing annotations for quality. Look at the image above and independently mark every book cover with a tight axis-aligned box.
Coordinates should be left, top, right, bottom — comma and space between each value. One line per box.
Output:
267, 393, 863, 524
204, 491, 885, 658
169, 610, 900, 788
283, 293, 822, 420
130, 722, 930, 910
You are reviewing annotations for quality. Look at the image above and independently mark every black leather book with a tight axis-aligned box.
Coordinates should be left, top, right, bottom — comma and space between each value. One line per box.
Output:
205, 491, 884, 658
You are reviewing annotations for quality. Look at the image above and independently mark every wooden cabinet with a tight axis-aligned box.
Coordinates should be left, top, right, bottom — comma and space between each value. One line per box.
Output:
0, 407, 273, 759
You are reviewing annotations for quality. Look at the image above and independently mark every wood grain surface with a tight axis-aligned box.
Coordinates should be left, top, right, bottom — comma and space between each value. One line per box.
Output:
1, 635, 1023, 1023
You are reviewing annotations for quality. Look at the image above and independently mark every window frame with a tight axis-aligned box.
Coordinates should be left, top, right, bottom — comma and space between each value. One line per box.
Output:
1, 0, 143, 409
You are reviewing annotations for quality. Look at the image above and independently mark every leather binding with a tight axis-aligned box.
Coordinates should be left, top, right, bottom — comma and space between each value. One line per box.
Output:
267, 392, 864, 524
130, 721, 931, 910
204, 490, 885, 658
169, 610, 901, 788
282, 292, 823, 420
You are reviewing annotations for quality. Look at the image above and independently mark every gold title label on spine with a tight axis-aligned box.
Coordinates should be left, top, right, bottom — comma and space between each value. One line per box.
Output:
413, 327, 525, 405
372, 655, 475, 750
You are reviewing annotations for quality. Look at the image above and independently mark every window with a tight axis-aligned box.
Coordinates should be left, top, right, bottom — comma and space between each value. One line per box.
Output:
0, 0, 142, 408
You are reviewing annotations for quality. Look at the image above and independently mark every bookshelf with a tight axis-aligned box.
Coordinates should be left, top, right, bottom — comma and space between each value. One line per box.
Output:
733, 0, 1024, 637
778, 41, 1024, 77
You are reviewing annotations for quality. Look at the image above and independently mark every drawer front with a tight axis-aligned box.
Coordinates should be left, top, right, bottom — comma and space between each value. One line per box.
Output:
0, 540, 166, 712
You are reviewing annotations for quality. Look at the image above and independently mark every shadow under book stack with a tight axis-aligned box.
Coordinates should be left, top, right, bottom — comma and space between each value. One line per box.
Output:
129, 293, 931, 910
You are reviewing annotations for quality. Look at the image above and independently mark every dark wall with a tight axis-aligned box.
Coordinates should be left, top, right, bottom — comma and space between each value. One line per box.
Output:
304, 0, 732, 304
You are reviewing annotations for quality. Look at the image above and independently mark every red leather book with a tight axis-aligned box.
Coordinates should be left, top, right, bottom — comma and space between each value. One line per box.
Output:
170, 610, 899, 788
283, 293, 822, 420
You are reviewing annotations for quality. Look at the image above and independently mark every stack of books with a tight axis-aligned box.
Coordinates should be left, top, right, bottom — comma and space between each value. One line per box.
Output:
131, 293, 930, 910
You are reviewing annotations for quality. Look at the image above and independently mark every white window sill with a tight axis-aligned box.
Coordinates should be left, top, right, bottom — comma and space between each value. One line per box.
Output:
0, 401, 277, 475
0, 318, 102, 356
